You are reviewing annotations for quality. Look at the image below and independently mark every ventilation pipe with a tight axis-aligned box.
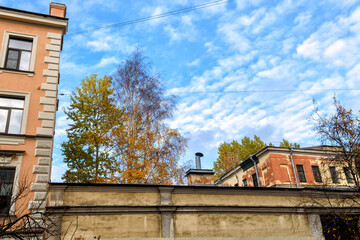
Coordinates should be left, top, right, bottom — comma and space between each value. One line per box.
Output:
250, 155, 260, 187
195, 152, 203, 169
289, 147, 300, 188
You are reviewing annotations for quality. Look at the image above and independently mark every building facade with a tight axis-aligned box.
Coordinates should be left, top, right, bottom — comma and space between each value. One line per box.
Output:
216, 146, 355, 188
0, 3, 67, 224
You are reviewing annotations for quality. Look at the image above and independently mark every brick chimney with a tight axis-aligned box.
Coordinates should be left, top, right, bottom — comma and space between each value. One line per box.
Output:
185, 153, 215, 185
49, 2, 67, 18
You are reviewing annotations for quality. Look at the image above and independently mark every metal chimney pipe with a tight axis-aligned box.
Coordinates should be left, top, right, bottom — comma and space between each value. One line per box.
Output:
195, 152, 203, 169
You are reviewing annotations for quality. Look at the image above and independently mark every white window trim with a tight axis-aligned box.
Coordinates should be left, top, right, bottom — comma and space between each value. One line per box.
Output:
0, 90, 31, 135
0, 154, 22, 215
0, 31, 38, 76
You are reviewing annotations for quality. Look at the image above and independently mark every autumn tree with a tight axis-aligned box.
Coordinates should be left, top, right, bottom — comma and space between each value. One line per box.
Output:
214, 135, 267, 178
62, 74, 123, 183
279, 138, 300, 148
313, 97, 360, 189
214, 136, 300, 178
113, 50, 188, 184
306, 97, 360, 239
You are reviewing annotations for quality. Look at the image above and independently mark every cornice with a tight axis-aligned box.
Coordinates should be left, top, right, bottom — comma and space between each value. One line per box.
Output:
0, 7, 68, 32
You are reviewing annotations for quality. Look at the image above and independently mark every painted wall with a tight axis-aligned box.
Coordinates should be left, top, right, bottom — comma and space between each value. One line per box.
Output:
0, 6, 67, 219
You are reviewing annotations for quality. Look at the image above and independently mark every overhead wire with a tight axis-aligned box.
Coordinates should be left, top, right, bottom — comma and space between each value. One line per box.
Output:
67, 0, 234, 36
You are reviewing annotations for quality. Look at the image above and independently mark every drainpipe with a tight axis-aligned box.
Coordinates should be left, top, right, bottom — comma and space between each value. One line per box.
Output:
250, 155, 260, 187
289, 147, 299, 188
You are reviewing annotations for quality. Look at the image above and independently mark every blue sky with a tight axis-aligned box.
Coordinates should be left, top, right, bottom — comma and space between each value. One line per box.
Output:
2, 0, 360, 182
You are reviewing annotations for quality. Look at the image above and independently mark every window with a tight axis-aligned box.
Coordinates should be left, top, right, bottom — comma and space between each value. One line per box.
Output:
5, 38, 33, 71
296, 165, 307, 182
0, 31, 38, 75
252, 173, 259, 187
312, 166, 322, 183
243, 179, 248, 187
329, 167, 339, 183
0, 168, 15, 215
0, 97, 24, 134
344, 167, 354, 183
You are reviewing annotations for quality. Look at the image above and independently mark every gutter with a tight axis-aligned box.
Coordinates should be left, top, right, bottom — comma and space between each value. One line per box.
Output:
289, 147, 300, 188
250, 155, 260, 187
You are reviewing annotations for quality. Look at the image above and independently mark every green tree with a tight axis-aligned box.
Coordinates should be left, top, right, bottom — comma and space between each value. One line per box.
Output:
214, 135, 267, 178
113, 50, 188, 184
62, 74, 123, 183
279, 138, 300, 148
214, 136, 300, 178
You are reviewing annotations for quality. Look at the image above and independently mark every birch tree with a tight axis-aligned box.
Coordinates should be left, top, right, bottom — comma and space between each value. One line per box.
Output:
113, 50, 188, 184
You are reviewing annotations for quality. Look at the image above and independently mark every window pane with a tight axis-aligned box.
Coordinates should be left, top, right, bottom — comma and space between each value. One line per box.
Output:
0, 169, 15, 183
9, 38, 32, 51
344, 167, 354, 183
19, 51, 31, 71
0, 97, 24, 108
329, 167, 339, 183
0, 109, 8, 132
252, 173, 258, 187
8, 110, 23, 134
0, 169, 15, 215
312, 166, 322, 182
296, 165, 307, 182
5, 50, 19, 69
243, 179, 248, 187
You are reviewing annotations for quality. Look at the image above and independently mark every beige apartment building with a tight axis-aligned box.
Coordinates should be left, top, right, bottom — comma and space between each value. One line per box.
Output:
0, 2, 68, 234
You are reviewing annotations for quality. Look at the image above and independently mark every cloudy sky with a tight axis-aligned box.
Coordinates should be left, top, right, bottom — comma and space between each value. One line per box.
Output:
3, 0, 360, 182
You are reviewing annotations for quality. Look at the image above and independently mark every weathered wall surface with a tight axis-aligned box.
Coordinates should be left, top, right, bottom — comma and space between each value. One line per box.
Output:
48, 184, 339, 240
174, 213, 310, 238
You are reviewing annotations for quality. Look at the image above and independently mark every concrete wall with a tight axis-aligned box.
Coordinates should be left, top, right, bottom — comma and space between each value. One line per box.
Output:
47, 183, 343, 240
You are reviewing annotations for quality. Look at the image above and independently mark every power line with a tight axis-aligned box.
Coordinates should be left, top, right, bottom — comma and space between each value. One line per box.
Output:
168, 88, 360, 94
67, 0, 233, 36
58, 88, 360, 96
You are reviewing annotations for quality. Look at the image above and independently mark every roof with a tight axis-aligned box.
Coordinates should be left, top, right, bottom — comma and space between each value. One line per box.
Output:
0, 5, 68, 20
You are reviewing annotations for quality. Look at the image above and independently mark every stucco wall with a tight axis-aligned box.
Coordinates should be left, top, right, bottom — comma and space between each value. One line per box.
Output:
174, 213, 311, 239
48, 184, 347, 239
61, 214, 161, 240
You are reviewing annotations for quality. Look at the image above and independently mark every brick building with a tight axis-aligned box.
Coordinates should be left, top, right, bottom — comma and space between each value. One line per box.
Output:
216, 146, 355, 188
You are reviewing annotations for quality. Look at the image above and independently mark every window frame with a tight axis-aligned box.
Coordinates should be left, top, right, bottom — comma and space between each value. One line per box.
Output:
243, 179, 248, 187
0, 156, 22, 216
329, 166, 339, 183
0, 97, 25, 134
343, 167, 354, 184
311, 165, 322, 183
296, 165, 307, 183
0, 31, 38, 76
252, 173, 259, 187
5, 37, 33, 71
0, 168, 16, 215
0, 90, 30, 136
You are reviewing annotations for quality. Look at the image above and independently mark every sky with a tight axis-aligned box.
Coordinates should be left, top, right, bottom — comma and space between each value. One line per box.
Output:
2, 0, 360, 182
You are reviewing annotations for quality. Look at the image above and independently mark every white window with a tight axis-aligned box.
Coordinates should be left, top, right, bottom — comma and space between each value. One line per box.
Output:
0, 90, 30, 136
0, 97, 24, 134
5, 38, 33, 71
0, 31, 38, 75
